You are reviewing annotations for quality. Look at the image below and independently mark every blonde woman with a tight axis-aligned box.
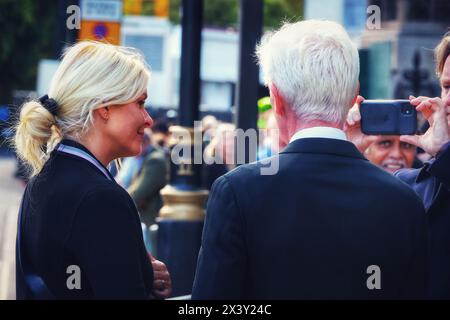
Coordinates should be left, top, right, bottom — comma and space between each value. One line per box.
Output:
14, 41, 171, 299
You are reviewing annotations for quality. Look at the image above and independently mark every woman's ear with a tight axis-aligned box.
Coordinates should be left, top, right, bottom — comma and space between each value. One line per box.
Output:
96, 106, 109, 121
269, 83, 285, 117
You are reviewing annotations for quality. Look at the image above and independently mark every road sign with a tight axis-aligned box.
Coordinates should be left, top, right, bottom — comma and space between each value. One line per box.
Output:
79, 20, 121, 44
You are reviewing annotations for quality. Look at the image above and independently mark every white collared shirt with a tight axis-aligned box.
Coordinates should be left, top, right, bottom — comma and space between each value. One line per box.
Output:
289, 127, 347, 144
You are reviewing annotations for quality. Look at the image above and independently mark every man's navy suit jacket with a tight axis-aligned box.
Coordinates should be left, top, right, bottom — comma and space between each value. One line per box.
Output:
192, 138, 427, 299
396, 142, 450, 299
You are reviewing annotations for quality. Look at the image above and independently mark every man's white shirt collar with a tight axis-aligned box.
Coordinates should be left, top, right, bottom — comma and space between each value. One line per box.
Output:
289, 127, 347, 144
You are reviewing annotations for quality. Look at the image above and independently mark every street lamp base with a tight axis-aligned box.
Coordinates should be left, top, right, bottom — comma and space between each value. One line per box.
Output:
158, 185, 208, 221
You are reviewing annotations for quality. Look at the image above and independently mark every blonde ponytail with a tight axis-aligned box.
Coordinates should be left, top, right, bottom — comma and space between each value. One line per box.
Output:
14, 100, 61, 177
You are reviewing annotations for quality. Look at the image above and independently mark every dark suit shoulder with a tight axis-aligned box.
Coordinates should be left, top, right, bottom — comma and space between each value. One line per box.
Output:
357, 162, 426, 213
221, 155, 279, 181
223, 151, 425, 217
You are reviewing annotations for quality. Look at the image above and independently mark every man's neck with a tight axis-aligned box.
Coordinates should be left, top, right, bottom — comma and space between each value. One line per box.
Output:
288, 119, 343, 139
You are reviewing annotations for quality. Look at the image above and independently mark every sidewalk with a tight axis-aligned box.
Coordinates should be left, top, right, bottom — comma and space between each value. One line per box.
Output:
0, 156, 24, 300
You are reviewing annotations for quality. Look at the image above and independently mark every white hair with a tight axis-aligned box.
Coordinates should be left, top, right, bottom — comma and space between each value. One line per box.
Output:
256, 20, 360, 124
14, 41, 150, 176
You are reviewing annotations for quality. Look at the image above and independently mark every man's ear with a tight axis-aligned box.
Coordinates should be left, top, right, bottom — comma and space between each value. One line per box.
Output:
350, 82, 360, 106
269, 83, 285, 117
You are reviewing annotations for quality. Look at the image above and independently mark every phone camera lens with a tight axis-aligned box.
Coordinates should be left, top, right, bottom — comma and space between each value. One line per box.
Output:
401, 104, 413, 115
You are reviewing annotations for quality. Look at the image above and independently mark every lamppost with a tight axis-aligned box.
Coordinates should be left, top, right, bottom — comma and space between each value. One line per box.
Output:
56, 0, 79, 58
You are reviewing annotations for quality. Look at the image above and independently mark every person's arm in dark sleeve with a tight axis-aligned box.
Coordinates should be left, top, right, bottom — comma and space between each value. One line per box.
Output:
427, 141, 450, 188
128, 152, 167, 208
70, 186, 153, 299
191, 175, 247, 299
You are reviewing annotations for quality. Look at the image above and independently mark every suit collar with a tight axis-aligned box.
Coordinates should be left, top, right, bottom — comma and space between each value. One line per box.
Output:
280, 137, 368, 160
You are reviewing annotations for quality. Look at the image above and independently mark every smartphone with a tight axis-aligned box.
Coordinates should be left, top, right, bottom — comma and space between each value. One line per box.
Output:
360, 100, 417, 135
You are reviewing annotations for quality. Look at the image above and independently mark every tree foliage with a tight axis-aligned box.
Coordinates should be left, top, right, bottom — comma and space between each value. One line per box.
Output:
0, 0, 57, 104
169, 0, 303, 29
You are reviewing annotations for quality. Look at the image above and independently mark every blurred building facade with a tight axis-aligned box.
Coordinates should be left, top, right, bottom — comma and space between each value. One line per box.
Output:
305, 0, 449, 99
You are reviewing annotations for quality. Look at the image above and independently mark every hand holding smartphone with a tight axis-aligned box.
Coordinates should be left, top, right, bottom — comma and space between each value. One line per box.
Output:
360, 100, 417, 135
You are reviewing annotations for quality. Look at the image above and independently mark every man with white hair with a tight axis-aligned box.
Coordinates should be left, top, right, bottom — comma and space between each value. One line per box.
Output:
192, 20, 427, 299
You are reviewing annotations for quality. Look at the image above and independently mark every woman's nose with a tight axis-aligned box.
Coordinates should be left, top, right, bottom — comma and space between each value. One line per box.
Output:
143, 109, 153, 128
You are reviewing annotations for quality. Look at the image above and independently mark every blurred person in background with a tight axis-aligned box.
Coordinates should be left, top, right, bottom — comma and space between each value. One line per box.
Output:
202, 123, 235, 190
151, 119, 170, 150
128, 127, 169, 229
116, 129, 152, 188
257, 109, 280, 160
13, 41, 171, 299
201, 114, 218, 147
364, 136, 416, 174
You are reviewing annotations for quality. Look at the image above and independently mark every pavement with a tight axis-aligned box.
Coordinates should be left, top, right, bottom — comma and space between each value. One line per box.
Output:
0, 153, 25, 300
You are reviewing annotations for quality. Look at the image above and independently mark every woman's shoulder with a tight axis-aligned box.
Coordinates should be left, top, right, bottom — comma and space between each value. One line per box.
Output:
50, 151, 110, 180
70, 182, 139, 233
33, 154, 122, 196
30, 151, 138, 220
80, 182, 134, 209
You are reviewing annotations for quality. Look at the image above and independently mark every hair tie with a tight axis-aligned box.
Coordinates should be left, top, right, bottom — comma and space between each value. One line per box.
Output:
39, 94, 58, 116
